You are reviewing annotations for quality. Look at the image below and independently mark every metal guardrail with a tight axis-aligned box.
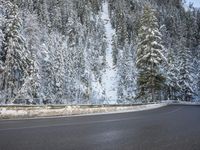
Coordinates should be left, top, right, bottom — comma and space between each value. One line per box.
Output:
1, 99, 199, 108
0, 98, 145, 107
0, 103, 146, 108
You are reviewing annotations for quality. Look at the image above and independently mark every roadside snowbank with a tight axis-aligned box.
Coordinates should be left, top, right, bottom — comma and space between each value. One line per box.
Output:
0, 103, 167, 119
161, 100, 200, 105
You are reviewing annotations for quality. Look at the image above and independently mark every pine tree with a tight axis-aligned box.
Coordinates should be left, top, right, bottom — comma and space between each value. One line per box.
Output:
21, 12, 42, 102
136, 5, 166, 102
177, 36, 194, 101
166, 48, 180, 100
37, 0, 51, 29
117, 41, 136, 103
40, 41, 54, 102
49, 0, 62, 31
0, 0, 199, 104
0, 2, 5, 74
0, 0, 6, 69
197, 48, 200, 99
49, 32, 65, 102
2, 2, 31, 101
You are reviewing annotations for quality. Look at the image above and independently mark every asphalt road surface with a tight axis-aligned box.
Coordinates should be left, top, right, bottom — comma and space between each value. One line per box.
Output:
0, 105, 200, 150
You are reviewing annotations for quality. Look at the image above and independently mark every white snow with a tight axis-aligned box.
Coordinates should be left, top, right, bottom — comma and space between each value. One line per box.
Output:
0, 108, 28, 117
0, 103, 168, 119
184, 0, 200, 9
1, 101, 200, 119
91, 74, 104, 103
161, 100, 200, 105
101, 0, 118, 104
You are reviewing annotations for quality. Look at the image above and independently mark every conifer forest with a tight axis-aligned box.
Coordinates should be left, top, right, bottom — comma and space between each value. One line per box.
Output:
0, 0, 200, 104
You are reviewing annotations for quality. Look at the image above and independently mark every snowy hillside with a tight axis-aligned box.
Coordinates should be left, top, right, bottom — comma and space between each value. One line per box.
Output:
0, 0, 199, 104
101, 1, 118, 104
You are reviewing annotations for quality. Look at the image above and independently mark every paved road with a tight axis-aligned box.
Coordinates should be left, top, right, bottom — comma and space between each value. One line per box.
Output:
0, 105, 199, 150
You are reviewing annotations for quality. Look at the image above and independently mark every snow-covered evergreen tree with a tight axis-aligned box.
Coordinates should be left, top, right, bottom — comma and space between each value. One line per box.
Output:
197, 47, 200, 99
48, 32, 65, 102
37, 0, 51, 29
136, 5, 166, 102
177, 36, 194, 101
0, 0, 199, 104
166, 48, 181, 100
1, 2, 31, 102
20, 12, 43, 103
117, 41, 136, 103
0, 2, 5, 74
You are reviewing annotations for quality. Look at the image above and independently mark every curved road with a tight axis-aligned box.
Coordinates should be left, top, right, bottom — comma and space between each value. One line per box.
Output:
0, 105, 200, 150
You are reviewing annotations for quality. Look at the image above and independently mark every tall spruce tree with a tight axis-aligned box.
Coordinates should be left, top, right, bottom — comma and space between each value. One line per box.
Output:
21, 12, 42, 102
177, 36, 194, 101
166, 48, 181, 100
0, 1, 5, 74
2, 2, 31, 101
136, 5, 166, 102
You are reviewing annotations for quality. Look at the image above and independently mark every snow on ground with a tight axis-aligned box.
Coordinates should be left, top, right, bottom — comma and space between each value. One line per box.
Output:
161, 100, 200, 105
1, 101, 199, 119
185, 0, 200, 8
101, 0, 118, 104
91, 74, 104, 103
175, 101, 200, 105
0, 103, 167, 119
